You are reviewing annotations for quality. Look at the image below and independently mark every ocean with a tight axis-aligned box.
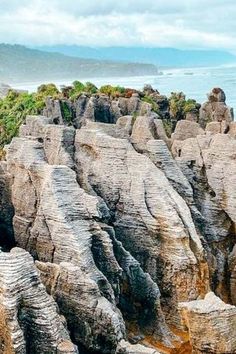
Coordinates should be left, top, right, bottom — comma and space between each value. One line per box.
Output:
13, 64, 236, 112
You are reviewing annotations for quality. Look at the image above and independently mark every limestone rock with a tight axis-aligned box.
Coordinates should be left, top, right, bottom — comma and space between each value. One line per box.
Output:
199, 88, 233, 128
43, 97, 65, 124
179, 292, 236, 353
175, 133, 236, 301
44, 93, 156, 129
0, 247, 78, 354
116, 116, 133, 138
171, 120, 204, 142
206, 121, 229, 134
229, 245, 236, 305
3, 90, 236, 353
116, 340, 160, 354
5, 126, 173, 351
19, 115, 52, 139
36, 261, 125, 353
43, 124, 75, 168
229, 121, 236, 138
131, 116, 169, 151
6, 137, 126, 353
75, 127, 208, 326
146, 140, 193, 200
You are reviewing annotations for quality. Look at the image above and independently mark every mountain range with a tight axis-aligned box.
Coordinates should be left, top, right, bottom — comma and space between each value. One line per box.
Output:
37, 45, 236, 68
0, 44, 157, 83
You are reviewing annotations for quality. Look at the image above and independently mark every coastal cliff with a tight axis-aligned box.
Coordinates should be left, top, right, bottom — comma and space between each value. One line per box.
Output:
0, 86, 236, 353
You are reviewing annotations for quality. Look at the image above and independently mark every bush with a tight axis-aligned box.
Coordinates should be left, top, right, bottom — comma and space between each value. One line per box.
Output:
99, 85, 125, 98
85, 82, 98, 94
0, 84, 61, 157
169, 92, 199, 120
60, 101, 73, 124
66, 81, 98, 100
141, 96, 160, 114
0, 91, 38, 154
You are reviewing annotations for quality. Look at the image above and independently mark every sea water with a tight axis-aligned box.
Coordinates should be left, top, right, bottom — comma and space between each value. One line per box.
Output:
12, 64, 236, 112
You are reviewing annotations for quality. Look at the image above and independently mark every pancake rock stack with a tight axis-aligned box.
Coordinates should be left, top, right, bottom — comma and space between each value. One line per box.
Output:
0, 87, 236, 353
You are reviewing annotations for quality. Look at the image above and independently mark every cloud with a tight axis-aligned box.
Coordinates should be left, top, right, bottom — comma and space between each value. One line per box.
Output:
0, 0, 235, 51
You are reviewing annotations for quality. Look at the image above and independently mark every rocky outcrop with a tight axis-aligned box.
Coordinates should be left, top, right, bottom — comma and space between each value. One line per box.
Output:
172, 130, 236, 303
0, 247, 77, 354
131, 115, 170, 150
1, 86, 236, 353
2, 116, 175, 353
116, 340, 159, 354
179, 292, 236, 353
75, 125, 208, 327
171, 120, 204, 142
199, 87, 233, 128
44, 93, 153, 128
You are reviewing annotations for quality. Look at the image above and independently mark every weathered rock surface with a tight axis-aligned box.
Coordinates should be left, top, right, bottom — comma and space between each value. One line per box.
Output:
1, 85, 236, 353
3, 116, 174, 353
171, 120, 204, 142
173, 133, 236, 302
179, 292, 236, 353
44, 93, 152, 128
131, 115, 169, 150
0, 247, 78, 354
199, 87, 233, 128
116, 340, 159, 354
75, 126, 208, 326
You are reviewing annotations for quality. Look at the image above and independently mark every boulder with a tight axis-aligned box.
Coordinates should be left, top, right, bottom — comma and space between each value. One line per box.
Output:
179, 292, 236, 353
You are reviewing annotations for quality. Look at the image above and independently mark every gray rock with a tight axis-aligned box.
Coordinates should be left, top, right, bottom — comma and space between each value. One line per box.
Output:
75, 127, 207, 327
179, 292, 236, 353
0, 247, 78, 354
199, 88, 233, 128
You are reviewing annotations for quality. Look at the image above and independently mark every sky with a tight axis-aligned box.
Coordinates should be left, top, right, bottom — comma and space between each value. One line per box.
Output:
0, 0, 236, 52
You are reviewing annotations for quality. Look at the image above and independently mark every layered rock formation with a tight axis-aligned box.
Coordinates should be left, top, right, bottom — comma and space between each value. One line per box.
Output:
0, 87, 236, 353
199, 87, 233, 128
0, 247, 78, 354
44, 93, 153, 128
179, 292, 236, 353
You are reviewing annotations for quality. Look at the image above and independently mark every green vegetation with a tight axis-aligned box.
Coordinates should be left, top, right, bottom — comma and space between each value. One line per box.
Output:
0, 83, 60, 156
64, 81, 98, 100
99, 85, 125, 98
141, 96, 160, 114
0, 82, 201, 159
169, 92, 199, 120
60, 101, 73, 123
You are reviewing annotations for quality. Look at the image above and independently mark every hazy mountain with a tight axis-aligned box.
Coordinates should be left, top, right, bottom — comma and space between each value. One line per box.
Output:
0, 44, 158, 83
37, 45, 236, 68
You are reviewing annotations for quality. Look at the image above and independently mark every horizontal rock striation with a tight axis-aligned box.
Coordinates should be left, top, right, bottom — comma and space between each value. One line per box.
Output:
44, 93, 153, 128
2, 116, 174, 353
1, 87, 236, 353
0, 247, 78, 354
179, 292, 236, 353
173, 129, 236, 303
